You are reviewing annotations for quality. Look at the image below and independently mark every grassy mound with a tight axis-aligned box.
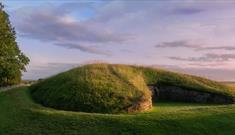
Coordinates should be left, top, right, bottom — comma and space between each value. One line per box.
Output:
30, 64, 235, 113
30, 64, 152, 113
135, 66, 235, 99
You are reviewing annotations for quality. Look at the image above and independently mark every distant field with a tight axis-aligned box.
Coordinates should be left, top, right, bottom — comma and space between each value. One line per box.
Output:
0, 87, 235, 135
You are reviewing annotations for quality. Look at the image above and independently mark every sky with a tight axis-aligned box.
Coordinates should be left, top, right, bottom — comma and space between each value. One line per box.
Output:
1, 0, 235, 81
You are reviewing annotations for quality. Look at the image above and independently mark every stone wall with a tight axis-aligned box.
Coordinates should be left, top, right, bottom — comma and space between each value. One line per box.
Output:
149, 85, 233, 104
127, 96, 152, 113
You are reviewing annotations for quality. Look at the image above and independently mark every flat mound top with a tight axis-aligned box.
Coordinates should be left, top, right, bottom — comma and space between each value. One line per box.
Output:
30, 64, 235, 113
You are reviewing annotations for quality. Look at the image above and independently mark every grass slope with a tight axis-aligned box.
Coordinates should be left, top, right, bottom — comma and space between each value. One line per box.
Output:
134, 66, 235, 98
30, 64, 152, 113
223, 82, 235, 88
0, 87, 235, 135
30, 64, 235, 113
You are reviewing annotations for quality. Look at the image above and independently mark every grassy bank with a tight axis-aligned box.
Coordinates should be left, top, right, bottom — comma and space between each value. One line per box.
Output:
30, 64, 152, 113
0, 87, 235, 135
30, 64, 235, 113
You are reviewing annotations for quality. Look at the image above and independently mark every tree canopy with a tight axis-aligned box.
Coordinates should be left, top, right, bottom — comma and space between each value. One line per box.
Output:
0, 3, 29, 86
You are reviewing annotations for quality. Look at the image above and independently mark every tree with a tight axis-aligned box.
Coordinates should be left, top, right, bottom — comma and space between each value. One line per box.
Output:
0, 3, 29, 86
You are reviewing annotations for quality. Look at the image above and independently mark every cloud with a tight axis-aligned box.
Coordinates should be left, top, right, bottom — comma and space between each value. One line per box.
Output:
168, 53, 235, 62
55, 43, 111, 56
16, 7, 129, 43
197, 46, 235, 51
149, 64, 235, 81
156, 40, 235, 51
181, 68, 235, 81
173, 66, 235, 81
11, 3, 136, 56
187, 62, 226, 67
156, 40, 201, 49
6, 1, 235, 82
171, 7, 204, 15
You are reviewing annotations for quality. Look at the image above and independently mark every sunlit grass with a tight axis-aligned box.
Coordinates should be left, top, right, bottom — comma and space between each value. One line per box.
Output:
30, 64, 235, 114
0, 87, 235, 135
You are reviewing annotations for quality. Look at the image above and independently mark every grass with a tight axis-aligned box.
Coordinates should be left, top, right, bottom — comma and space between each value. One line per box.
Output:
135, 66, 235, 98
30, 64, 152, 113
223, 82, 235, 88
30, 64, 235, 113
0, 87, 235, 135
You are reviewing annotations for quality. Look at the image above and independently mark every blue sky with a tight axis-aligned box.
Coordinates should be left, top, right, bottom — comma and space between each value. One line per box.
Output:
2, 0, 235, 81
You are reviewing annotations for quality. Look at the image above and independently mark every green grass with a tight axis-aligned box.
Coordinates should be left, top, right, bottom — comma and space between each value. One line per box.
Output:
1, 87, 235, 135
135, 66, 235, 98
30, 64, 235, 113
30, 64, 152, 113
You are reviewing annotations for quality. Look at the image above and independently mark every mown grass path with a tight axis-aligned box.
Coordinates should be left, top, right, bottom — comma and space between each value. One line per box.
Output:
0, 84, 28, 93
0, 87, 235, 135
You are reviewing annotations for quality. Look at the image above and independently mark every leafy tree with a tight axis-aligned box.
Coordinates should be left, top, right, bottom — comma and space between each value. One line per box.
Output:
0, 3, 29, 86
